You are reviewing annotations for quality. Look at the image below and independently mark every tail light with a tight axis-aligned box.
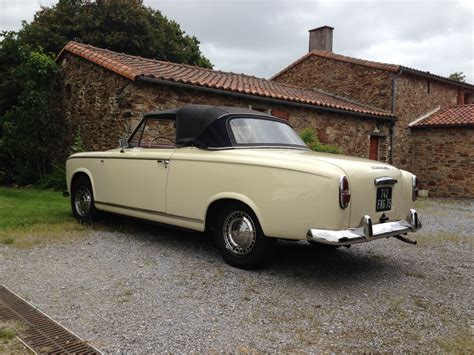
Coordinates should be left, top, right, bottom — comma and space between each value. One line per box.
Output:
412, 175, 418, 201
339, 176, 351, 209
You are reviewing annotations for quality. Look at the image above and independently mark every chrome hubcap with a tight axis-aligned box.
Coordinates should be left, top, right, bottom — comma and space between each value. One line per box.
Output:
223, 211, 256, 255
74, 186, 91, 217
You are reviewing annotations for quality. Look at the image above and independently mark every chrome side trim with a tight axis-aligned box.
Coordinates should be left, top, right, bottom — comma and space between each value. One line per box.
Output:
307, 209, 422, 246
67, 156, 170, 161
95, 201, 204, 224
374, 176, 398, 185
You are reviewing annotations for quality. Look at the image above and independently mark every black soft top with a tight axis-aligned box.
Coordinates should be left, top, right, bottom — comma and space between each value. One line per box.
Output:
141, 104, 289, 149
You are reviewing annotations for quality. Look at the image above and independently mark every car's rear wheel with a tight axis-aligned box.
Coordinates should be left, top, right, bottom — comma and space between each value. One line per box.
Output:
215, 202, 275, 269
71, 175, 98, 223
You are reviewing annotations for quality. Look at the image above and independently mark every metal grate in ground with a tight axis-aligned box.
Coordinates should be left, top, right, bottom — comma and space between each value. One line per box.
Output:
0, 285, 101, 354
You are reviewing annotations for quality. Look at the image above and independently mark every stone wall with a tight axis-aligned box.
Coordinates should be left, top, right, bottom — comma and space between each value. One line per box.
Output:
57, 52, 392, 163
56, 54, 132, 160
412, 127, 474, 198
272, 55, 394, 111
272, 54, 474, 174
121, 81, 392, 161
394, 73, 466, 170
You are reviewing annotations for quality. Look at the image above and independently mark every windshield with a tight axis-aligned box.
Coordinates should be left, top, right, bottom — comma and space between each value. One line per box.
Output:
229, 118, 306, 147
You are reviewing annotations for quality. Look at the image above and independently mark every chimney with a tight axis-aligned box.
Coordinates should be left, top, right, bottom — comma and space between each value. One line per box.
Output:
308, 26, 334, 52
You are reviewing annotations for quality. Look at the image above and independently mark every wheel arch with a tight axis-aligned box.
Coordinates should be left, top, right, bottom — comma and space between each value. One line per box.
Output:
70, 169, 96, 197
204, 193, 266, 234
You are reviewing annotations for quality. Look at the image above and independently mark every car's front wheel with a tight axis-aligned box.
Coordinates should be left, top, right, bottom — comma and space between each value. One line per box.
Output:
215, 202, 275, 269
71, 175, 98, 223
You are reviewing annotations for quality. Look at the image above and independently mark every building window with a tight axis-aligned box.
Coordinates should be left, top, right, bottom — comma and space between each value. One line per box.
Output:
427, 80, 431, 94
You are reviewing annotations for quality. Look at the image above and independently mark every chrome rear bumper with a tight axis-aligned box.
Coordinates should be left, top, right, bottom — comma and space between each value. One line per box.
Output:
307, 209, 422, 246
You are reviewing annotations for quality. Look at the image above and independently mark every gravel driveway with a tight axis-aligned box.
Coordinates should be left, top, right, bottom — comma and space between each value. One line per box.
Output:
1, 198, 473, 353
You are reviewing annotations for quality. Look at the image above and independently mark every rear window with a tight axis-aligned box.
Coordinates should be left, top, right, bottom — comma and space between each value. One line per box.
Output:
229, 118, 306, 147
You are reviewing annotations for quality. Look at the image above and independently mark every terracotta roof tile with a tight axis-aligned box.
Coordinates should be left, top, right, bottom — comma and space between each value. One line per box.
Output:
412, 104, 474, 128
58, 41, 393, 118
270, 50, 474, 89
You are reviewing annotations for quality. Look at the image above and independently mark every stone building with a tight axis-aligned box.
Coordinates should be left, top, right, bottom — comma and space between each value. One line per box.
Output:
55, 41, 393, 163
56, 26, 474, 197
271, 26, 474, 197
410, 105, 474, 197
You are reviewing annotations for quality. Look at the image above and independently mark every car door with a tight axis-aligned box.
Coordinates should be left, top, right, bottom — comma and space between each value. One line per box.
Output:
96, 118, 176, 213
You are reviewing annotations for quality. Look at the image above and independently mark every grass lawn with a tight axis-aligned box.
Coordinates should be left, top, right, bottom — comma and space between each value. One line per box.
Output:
0, 187, 87, 248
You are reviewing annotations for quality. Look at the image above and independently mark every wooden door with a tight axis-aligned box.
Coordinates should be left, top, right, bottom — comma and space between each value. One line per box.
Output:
369, 136, 379, 160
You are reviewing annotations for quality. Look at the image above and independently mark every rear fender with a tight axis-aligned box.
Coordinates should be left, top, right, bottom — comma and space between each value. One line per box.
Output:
206, 192, 265, 233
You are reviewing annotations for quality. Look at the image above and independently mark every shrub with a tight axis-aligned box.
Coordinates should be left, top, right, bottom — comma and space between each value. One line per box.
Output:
0, 327, 15, 339
35, 167, 66, 191
299, 128, 342, 154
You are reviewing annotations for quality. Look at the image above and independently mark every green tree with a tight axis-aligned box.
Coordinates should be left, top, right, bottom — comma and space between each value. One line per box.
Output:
448, 72, 466, 83
0, 33, 60, 184
0, 33, 24, 118
0, 0, 212, 185
18, 0, 212, 68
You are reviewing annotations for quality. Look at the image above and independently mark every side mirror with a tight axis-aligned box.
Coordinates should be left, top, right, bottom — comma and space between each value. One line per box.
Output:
119, 138, 129, 153
119, 139, 129, 152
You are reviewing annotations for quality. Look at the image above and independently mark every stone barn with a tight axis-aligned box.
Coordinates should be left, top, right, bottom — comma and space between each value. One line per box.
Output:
270, 25, 474, 197
55, 32, 473, 198
410, 105, 474, 197
55, 41, 394, 163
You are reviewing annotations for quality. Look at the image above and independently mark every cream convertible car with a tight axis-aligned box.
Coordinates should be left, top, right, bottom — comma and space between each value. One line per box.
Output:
66, 105, 422, 269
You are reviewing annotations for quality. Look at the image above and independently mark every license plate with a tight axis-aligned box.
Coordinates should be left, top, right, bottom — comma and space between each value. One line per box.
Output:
376, 187, 392, 212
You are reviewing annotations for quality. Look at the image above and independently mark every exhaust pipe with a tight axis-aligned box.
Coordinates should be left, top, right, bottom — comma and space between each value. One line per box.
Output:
395, 235, 417, 245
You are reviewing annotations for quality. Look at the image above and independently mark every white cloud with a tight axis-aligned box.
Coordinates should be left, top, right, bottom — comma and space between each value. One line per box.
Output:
0, 0, 56, 31
152, 0, 474, 82
1, 0, 472, 82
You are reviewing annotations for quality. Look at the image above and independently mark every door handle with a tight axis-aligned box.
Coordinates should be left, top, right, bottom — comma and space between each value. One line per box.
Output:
157, 159, 170, 168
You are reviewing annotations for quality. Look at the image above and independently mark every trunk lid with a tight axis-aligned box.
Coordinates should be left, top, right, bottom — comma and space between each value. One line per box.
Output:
285, 151, 405, 227
225, 149, 407, 228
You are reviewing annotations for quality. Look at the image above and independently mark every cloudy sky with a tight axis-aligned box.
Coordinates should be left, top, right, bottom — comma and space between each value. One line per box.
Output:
1, 0, 473, 82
